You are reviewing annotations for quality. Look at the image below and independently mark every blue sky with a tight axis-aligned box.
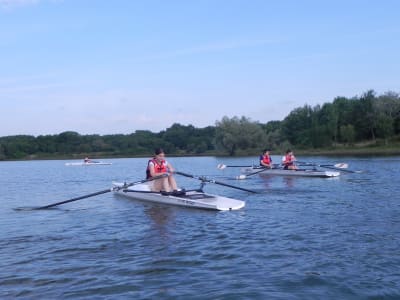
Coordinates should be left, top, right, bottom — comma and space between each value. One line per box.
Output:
1, 0, 399, 136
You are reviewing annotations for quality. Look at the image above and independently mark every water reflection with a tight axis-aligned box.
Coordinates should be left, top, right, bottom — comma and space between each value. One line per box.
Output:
144, 205, 175, 238
259, 174, 295, 189
283, 177, 295, 188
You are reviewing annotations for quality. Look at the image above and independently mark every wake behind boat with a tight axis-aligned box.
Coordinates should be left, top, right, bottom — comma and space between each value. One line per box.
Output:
112, 182, 245, 211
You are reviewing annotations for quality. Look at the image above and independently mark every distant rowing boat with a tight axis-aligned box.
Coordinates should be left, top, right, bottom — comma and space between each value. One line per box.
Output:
112, 182, 245, 211
65, 161, 112, 166
217, 162, 358, 179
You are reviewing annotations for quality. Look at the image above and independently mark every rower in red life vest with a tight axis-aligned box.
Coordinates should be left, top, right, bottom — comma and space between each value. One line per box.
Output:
146, 148, 179, 193
282, 149, 297, 170
259, 149, 272, 168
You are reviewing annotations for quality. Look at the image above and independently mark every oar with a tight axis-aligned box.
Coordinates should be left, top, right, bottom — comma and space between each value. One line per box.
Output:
297, 161, 360, 173
217, 163, 281, 170
33, 174, 167, 210
175, 171, 257, 193
236, 167, 270, 180
297, 162, 348, 168
217, 164, 254, 169
319, 165, 361, 173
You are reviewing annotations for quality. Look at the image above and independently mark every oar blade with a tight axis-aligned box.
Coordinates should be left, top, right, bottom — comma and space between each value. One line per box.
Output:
334, 163, 349, 169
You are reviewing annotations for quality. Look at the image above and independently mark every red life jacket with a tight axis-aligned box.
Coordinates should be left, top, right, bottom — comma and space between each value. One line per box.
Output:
283, 154, 294, 166
146, 158, 167, 179
261, 155, 272, 165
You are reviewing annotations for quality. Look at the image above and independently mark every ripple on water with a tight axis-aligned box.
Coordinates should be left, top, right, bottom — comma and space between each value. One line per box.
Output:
1, 157, 400, 299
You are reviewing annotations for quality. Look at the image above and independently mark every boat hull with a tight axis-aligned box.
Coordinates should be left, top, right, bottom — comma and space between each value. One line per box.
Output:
112, 182, 245, 211
65, 162, 112, 166
243, 167, 340, 178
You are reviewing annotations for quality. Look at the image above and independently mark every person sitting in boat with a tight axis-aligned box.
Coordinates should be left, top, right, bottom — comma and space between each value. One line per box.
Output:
282, 149, 297, 170
84, 157, 92, 163
146, 148, 181, 194
259, 149, 272, 168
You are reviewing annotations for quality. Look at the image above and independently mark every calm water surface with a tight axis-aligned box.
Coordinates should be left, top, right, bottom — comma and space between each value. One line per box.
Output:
1, 156, 400, 299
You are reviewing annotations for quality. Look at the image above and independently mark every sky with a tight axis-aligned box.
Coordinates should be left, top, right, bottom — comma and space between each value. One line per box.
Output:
1, 0, 399, 137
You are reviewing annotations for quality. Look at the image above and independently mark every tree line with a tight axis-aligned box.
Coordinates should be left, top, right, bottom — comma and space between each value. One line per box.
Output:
1, 90, 399, 160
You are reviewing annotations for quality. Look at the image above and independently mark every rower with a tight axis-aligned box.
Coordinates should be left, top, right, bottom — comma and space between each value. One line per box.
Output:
282, 149, 298, 170
259, 149, 272, 168
146, 148, 183, 194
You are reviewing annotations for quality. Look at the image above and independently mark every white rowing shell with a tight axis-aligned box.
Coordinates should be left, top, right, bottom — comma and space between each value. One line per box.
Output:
65, 162, 112, 166
112, 182, 245, 211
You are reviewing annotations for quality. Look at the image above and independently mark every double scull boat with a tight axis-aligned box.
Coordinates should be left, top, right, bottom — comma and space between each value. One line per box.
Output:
240, 166, 340, 178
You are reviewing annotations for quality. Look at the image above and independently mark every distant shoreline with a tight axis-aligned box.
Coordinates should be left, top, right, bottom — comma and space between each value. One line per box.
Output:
1, 145, 399, 162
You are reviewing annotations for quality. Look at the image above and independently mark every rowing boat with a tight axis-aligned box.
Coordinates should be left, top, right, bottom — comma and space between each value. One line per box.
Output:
112, 182, 245, 211
241, 167, 340, 178
65, 161, 112, 166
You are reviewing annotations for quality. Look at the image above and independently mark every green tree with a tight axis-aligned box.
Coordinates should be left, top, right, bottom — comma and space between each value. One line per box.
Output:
215, 116, 267, 155
318, 103, 339, 145
375, 115, 393, 143
375, 91, 400, 138
37, 135, 57, 153
0, 143, 6, 160
340, 124, 355, 145
56, 131, 81, 153
332, 96, 356, 142
260, 120, 286, 150
282, 105, 313, 147
163, 123, 195, 151
352, 90, 377, 141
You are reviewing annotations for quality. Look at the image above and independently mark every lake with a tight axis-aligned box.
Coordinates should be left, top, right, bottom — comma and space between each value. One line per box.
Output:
1, 156, 400, 299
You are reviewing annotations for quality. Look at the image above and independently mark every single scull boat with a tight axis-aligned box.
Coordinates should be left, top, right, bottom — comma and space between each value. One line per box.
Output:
65, 161, 112, 166
112, 182, 245, 211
